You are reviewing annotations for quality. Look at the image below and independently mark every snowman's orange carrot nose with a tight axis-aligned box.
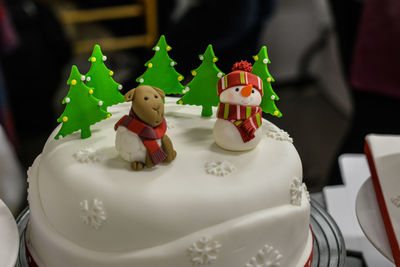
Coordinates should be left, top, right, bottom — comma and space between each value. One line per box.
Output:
241, 84, 253, 97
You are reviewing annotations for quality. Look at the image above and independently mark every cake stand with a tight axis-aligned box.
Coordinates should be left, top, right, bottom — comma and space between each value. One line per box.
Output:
355, 177, 394, 263
15, 199, 346, 267
0, 199, 19, 267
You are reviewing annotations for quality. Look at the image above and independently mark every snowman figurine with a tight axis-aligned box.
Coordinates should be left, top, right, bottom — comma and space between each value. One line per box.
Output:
214, 61, 264, 151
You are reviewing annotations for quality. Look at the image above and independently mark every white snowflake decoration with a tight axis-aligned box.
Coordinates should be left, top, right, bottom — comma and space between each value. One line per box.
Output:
391, 195, 400, 208
290, 177, 303, 206
73, 147, 103, 163
205, 161, 236, 176
167, 120, 176, 129
264, 122, 293, 143
245, 244, 283, 267
303, 183, 310, 202
80, 198, 106, 230
188, 237, 221, 265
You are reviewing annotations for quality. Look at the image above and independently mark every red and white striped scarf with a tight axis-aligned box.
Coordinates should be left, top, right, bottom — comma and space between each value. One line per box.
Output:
114, 109, 167, 165
217, 102, 262, 143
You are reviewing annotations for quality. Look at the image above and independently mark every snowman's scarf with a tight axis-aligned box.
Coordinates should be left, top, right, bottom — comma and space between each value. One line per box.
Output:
114, 108, 167, 165
217, 102, 262, 143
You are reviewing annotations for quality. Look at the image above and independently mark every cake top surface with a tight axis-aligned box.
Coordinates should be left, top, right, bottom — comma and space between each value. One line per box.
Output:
34, 98, 301, 251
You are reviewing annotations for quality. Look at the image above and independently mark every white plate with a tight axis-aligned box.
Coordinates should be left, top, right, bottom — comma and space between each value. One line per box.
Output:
355, 178, 394, 263
0, 199, 19, 267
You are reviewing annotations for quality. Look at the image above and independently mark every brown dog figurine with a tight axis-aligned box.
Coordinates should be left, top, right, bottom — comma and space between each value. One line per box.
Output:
114, 85, 177, 170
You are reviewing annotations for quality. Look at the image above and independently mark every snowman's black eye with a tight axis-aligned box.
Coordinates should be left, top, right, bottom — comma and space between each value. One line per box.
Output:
235, 88, 239, 92
144, 96, 149, 101
252, 89, 255, 93
154, 95, 158, 98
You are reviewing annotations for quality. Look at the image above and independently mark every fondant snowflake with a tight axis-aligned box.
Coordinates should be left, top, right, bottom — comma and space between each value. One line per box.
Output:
264, 122, 293, 143
80, 198, 106, 230
391, 195, 400, 208
245, 244, 283, 267
205, 161, 236, 176
167, 120, 176, 129
188, 237, 221, 265
303, 183, 310, 202
73, 147, 102, 163
290, 177, 303, 206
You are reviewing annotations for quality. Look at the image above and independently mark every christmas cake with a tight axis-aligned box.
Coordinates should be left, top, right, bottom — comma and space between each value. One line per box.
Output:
25, 38, 313, 267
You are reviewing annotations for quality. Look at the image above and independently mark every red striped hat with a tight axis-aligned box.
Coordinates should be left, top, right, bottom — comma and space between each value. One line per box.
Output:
217, 61, 263, 96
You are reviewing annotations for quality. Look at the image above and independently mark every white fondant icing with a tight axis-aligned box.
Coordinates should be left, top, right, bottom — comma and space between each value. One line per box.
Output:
27, 98, 311, 267
188, 237, 221, 265
205, 160, 236, 176
245, 244, 283, 267
80, 199, 106, 230
290, 177, 303, 206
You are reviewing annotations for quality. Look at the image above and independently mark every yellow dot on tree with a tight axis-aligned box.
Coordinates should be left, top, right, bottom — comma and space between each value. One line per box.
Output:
213, 57, 218, 62
89, 89, 94, 94
274, 111, 279, 116
109, 70, 114, 76
62, 116, 68, 122
166, 46, 172, 51
178, 100, 183, 104
254, 56, 259, 61
267, 77, 272, 82
148, 63, 153, 68
178, 76, 183, 81
107, 114, 111, 118
71, 79, 77, 85
91, 57, 96, 62
192, 71, 197, 76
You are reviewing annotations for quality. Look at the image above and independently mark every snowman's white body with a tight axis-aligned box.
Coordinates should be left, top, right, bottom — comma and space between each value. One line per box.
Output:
213, 85, 263, 151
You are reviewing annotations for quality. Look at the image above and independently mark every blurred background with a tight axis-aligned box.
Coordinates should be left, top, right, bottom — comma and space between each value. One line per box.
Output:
0, 0, 399, 216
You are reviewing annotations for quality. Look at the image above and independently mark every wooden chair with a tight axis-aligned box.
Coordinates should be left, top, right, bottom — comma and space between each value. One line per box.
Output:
57, 0, 158, 53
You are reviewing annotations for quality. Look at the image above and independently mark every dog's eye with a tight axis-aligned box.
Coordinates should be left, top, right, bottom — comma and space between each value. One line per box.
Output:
154, 95, 158, 98
235, 88, 239, 92
144, 96, 149, 101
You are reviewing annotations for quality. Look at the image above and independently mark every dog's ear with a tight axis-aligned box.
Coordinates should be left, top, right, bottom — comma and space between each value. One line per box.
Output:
124, 88, 136, 102
152, 87, 165, 99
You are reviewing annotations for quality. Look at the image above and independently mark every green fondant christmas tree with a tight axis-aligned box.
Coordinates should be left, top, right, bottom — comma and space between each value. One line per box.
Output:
85, 44, 125, 110
136, 35, 185, 94
55, 65, 111, 140
252, 46, 282, 117
176, 45, 224, 117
